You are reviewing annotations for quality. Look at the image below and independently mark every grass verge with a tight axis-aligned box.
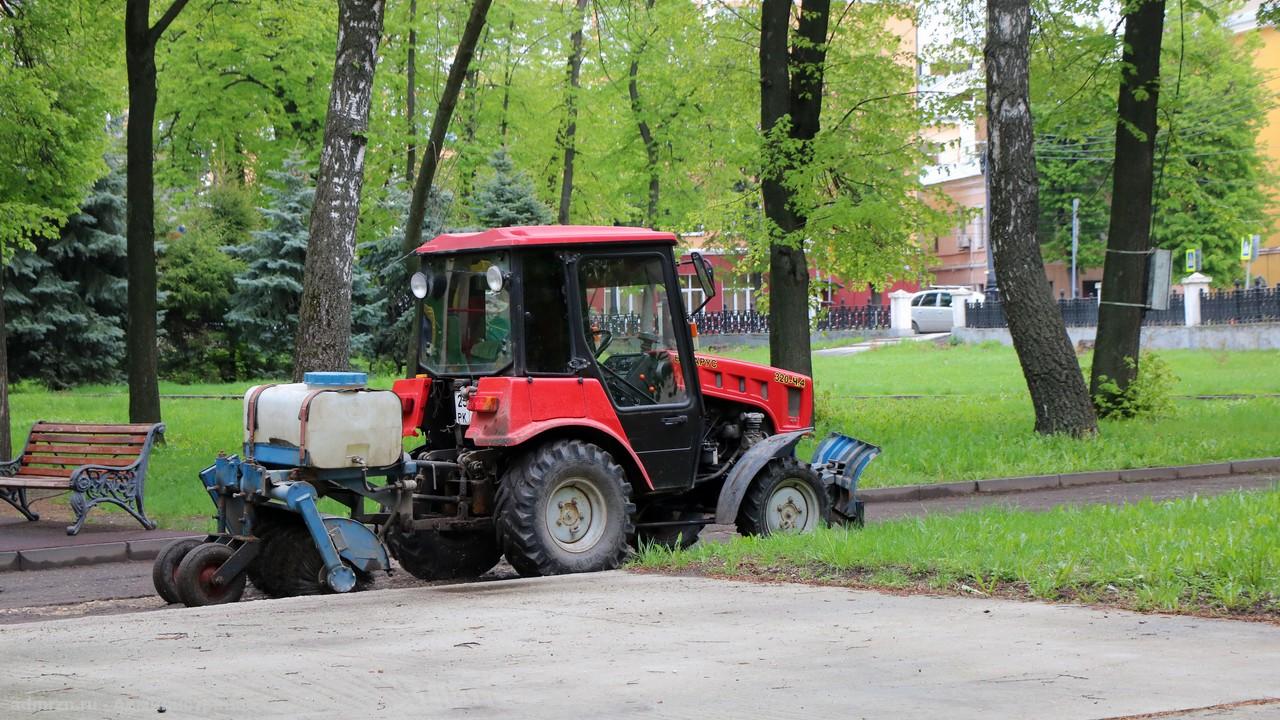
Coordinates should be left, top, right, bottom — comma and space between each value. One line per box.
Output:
632, 489, 1280, 619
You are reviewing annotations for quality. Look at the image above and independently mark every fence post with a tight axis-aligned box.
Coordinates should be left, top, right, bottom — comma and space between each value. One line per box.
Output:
950, 288, 972, 329
889, 289, 914, 336
1182, 272, 1212, 327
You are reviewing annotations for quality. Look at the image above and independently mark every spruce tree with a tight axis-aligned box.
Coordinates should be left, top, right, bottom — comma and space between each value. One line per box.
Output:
472, 149, 552, 228
227, 157, 311, 373
5, 163, 128, 388
358, 184, 453, 371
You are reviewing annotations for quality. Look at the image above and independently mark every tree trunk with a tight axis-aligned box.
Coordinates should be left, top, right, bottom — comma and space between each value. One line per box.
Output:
401, 0, 494, 373
628, 0, 659, 228
292, 0, 386, 381
406, 0, 417, 185
124, 0, 190, 424
1090, 0, 1165, 415
0, 272, 10, 459
759, 0, 829, 378
557, 0, 589, 225
985, 0, 1098, 436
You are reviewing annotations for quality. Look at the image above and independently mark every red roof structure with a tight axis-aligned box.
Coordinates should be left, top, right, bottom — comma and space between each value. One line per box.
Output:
416, 225, 678, 254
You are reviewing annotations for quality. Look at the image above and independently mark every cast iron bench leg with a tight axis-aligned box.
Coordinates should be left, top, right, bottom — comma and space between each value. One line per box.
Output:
0, 487, 39, 522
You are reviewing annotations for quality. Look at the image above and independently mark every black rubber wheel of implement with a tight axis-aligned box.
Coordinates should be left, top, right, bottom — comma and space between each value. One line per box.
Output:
385, 526, 501, 580
496, 440, 634, 577
632, 508, 704, 551
175, 543, 247, 607
735, 459, 832, 537
265, 524, 372, 597
152, 537, 202, 604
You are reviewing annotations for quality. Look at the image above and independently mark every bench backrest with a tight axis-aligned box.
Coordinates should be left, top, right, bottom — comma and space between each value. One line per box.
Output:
16, 422, 164, 479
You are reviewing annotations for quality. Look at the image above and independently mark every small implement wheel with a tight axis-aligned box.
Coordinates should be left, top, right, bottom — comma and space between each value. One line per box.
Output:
386, 527, 501, 580
175, 543, 247, 607
735, 459, 832, 537
152, 537, 202, 604
496, 440, 634, 577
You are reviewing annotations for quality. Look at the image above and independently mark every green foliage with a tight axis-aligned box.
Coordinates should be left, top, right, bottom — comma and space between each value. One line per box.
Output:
4, 162, 128, 388
226, 158, 312, 373
0, 1, 122, 252
472, 149, 552, 228
1032, 7, 1275, 282
158, 180, 256, 382
1092, 352, 1179, 419
633, 490, 1280, 616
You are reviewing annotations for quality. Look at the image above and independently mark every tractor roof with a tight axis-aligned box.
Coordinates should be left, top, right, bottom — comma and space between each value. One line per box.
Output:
416, 225, 678, 255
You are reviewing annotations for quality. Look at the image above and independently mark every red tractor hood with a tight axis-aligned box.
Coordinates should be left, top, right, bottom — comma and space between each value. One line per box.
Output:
690, 354, 813, 432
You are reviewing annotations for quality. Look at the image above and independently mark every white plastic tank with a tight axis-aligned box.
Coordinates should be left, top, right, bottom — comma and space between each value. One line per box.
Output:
243, 372, 403, 469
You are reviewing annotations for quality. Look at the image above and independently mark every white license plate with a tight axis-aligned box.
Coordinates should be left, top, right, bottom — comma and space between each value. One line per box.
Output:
454, 391, 473, 426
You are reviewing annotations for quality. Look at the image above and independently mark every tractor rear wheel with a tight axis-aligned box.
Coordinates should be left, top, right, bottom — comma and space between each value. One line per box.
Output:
496, 440, 634, 577
175, 543, 247, 607
735, 459, 831, 537
258, 524, 372, 597
152, 537, 202, 604
385, 526, 501, 580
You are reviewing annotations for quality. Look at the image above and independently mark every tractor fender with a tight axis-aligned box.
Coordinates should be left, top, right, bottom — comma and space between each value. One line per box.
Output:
714, 429, 811, 524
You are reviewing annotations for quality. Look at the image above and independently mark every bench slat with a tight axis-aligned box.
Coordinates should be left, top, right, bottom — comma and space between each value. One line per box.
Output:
30, 433, 146, 445
22, 456, 136, 468
33, 423, 160, 434
24, 444, 142, 456
0, 475, 71, 489
15, 466, 74, 478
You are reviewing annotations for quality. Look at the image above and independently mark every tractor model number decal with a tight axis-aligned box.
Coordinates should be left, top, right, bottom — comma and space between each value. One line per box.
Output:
695, 357, 719, 369
773, 371, 807, 388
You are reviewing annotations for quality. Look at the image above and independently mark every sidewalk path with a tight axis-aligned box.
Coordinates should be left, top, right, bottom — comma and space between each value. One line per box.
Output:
814, 331, 949, 355
1, 573, 1277, 719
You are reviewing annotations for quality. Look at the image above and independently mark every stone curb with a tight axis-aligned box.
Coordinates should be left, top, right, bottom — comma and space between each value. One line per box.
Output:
2, 535, 202, 573
859, 456, 1280, 504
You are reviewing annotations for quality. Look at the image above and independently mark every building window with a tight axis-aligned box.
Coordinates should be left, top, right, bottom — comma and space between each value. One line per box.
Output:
724, 273, 761, 312
681, 274, 706, 314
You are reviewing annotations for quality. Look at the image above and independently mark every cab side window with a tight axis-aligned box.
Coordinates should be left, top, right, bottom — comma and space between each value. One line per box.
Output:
579, 255, 688, 407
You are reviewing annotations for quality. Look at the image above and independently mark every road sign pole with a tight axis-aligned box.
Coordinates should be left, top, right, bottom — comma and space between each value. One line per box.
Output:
1070, 198, 1079, 300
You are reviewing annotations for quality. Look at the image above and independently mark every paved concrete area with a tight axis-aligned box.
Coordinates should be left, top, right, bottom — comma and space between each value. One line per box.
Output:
814, 331, 948, 355
0, 516, 193, 553
1, 573, 1277, 719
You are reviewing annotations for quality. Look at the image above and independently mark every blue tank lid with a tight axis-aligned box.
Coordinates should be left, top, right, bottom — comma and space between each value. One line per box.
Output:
304, 371, 368, 387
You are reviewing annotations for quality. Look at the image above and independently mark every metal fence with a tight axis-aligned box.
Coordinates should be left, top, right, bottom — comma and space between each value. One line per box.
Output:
589, 306, 890, 336
966, 288, 1280, 328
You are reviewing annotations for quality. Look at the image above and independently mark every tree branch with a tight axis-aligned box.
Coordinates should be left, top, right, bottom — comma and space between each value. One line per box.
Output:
150, 0, 193, 45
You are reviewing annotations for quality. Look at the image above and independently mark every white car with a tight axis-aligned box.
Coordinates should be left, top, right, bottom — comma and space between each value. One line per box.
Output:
909, 289, 956, 333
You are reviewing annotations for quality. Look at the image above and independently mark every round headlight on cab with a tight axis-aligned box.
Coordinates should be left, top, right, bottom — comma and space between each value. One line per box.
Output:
485, 264, 505, 293
410, 271, 429, 299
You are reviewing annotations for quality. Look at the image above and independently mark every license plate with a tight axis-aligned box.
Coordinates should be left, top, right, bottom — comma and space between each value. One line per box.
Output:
454, 391, 473, 426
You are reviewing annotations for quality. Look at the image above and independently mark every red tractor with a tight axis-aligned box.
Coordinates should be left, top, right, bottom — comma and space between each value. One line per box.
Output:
157, 226, 879, 606
386, 225, 877, 579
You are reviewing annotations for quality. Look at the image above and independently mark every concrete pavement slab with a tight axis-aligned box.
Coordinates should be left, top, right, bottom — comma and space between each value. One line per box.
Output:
1, 573, 1277, 720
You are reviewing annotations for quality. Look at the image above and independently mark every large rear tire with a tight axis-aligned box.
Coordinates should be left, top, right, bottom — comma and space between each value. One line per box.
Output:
385, 526, 501, 580
496, 440, 634, 577
735, 459, 831, 537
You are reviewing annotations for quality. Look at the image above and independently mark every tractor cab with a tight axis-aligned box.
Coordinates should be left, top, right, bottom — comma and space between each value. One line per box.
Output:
410, 227, 715, 489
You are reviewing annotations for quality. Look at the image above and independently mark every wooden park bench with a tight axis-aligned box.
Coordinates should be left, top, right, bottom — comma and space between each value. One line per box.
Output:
0, 422, 164, 535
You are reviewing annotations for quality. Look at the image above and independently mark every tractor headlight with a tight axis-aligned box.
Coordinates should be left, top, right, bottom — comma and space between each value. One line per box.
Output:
410, 272, 429, 299
485, 264, 505, 293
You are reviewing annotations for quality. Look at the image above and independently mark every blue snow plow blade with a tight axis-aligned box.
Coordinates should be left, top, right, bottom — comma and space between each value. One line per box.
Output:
811, 432, 881, 521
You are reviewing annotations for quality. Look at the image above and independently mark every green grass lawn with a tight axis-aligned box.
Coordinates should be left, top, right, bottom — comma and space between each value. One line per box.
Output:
7, 343, 1279, 526
632, 489, 1280, 618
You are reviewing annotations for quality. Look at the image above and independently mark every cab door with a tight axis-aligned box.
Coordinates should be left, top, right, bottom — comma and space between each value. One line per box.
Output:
569, 251, 703, 490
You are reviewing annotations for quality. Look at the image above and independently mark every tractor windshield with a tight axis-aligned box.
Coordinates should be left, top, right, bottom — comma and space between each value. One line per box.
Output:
417, 253, 513, 375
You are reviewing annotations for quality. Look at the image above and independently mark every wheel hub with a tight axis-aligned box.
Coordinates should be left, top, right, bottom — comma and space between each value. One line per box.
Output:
545, 478, 608, 553
766, 480, 817, 533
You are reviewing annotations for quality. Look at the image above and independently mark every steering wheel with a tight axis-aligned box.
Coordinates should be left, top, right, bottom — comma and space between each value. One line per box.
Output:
591, 327, 613, 358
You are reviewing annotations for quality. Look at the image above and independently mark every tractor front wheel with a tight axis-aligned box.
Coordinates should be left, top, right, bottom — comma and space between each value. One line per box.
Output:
735, 459, 831, 537
496, 440, 634, 577
385, 526, 501, 580
175, 543, 247, 607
